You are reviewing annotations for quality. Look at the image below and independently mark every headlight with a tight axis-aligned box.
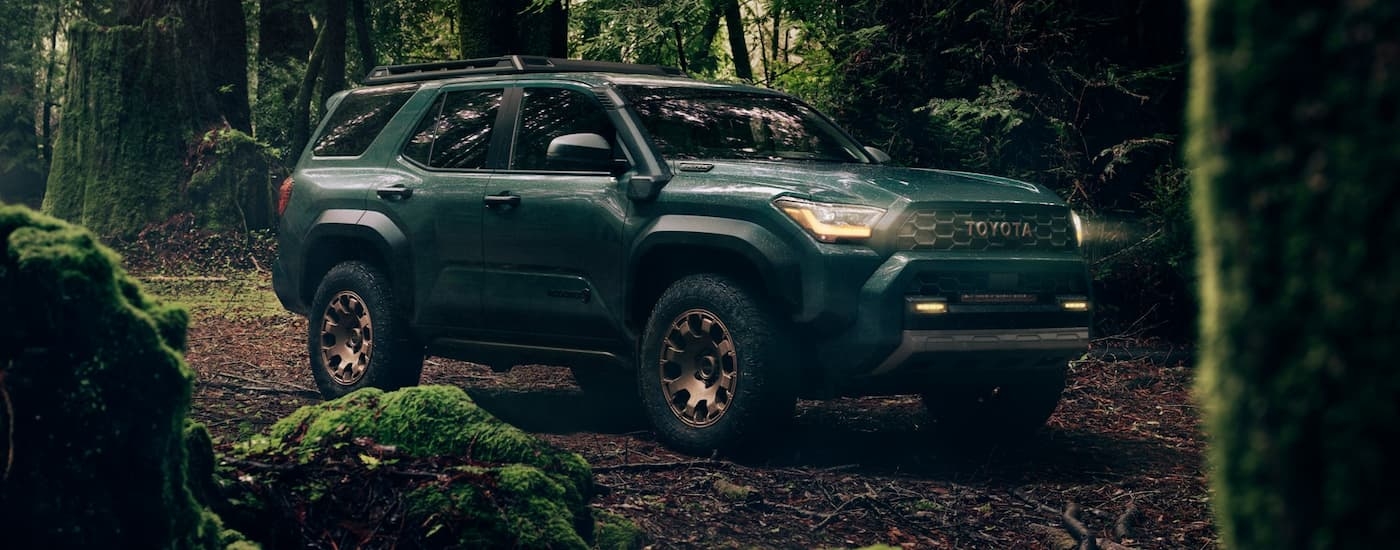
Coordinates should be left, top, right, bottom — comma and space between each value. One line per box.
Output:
774, 197, 885, 243
1070, 210, 1085, 246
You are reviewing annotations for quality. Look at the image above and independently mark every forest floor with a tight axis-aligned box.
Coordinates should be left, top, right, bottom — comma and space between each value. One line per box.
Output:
120, 228, 1217, 550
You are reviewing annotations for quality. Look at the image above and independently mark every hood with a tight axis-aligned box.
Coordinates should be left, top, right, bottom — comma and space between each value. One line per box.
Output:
677, 161, 1066, 208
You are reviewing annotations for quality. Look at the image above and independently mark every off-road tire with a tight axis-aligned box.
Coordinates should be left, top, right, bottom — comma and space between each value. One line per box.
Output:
308, 261, 423, 399
920, 367, 1066, 442
639, 274, 796, 456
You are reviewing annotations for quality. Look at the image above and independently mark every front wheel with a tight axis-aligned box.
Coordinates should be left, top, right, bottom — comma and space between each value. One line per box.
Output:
638, 274, 796, 456
307, 261, 423, 399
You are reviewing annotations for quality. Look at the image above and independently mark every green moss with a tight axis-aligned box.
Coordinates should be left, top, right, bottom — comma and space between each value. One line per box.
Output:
592, 509, 644, 550
1189, 1, 1400, 549
42, 21, 271, 237
235, 385, 609, 548
186, 129, 275, 231
0, 204, 244, 547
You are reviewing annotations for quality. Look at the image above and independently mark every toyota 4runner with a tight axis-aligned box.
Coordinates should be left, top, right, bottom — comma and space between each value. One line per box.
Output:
273, 56, 1092, 455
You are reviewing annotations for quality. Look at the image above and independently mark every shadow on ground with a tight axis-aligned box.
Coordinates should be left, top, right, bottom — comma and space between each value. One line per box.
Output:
461, 383, 1192, 486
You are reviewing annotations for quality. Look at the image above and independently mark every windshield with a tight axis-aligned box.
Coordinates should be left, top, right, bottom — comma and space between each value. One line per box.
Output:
619, 86, 868, 163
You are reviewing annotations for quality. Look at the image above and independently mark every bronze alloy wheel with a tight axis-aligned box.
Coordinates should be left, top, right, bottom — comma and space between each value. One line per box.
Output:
319, 290, 374, 385
659, 309, 739, 427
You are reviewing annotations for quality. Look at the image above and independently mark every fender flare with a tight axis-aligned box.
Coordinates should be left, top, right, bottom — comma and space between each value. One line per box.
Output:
628, 215, 802, 314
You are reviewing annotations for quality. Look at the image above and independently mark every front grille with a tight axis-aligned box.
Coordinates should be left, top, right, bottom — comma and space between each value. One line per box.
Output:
908, 270, 1088, 298
895, 206, 1074, 251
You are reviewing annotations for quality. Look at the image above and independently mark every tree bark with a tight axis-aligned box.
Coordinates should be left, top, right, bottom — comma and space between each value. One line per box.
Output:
320, 0, 347, 106
721, 0, 752, 80
350, 0, 376, 74
690, 2, 724, 74
291, 23, 329, 160
43, 0, 259, 235
1189, 1, 1400, 548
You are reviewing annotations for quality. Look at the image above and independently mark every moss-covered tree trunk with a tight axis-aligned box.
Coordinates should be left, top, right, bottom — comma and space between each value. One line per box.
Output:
43, 0, 261, 237
457, 0, 566, 59
1189, 1, 1400, 548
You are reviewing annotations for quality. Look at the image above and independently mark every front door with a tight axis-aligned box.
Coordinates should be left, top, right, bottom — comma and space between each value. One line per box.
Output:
481, 85, 630, 344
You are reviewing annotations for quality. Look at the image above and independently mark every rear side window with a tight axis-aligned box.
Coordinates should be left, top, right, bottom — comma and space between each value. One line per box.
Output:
403, 89, 503, 170
312, 84, 419, 157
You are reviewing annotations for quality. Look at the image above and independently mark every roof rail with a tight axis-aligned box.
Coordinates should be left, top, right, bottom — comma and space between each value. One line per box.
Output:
362, 55, 688, 85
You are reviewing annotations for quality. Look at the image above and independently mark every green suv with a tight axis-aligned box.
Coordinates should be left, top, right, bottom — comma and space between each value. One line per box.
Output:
273, 56, 1091, 455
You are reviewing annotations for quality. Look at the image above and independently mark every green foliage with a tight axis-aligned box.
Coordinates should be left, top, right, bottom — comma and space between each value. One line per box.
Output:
371, 0, 461, 62
0, 204, 243, 548
570, 0, 712, 70
1190, 0, 1400, 548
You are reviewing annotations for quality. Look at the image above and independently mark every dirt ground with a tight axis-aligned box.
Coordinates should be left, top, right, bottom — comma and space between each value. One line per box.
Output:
126, 233, 1217, 549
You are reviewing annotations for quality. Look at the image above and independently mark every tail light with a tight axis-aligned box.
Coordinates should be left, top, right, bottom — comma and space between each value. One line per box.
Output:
277, 176, 295, 217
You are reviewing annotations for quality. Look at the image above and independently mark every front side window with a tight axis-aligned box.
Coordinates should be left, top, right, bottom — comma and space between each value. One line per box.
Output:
403, 88, 502, 170
618, 86, 866, 163
512, 87, 616, 171
313, 84, 419, 157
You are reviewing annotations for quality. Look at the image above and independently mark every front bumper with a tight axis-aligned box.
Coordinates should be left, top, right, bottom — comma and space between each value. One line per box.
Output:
807, 250, 1091, 394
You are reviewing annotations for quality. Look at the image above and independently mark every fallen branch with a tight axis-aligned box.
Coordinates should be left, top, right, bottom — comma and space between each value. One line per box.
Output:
212, 369, 317, 394
136, 275, 230, 282
811, 496, 859, 532
1062, 502, 1097, 550
592, 459, 722, 473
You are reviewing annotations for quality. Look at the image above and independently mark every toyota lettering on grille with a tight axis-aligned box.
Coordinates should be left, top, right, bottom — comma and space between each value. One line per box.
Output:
964, 220, 1035, 239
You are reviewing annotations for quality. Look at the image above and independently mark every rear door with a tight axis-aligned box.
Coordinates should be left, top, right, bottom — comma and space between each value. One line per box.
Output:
372, 84, 509, 333
479, 84, 631, 344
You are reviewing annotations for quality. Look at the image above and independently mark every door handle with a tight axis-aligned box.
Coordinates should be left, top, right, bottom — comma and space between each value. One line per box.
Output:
376, 185, 413, 200
484, 191, 521, 208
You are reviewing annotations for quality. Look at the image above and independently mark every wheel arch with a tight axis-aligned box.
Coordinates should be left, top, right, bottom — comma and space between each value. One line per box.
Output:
627, 215, 800, 332
300, 210, 413, 315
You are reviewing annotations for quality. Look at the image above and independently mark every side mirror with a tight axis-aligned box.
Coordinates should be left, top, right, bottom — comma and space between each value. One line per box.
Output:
546, 133, 615, 172
864, 146, 892, 164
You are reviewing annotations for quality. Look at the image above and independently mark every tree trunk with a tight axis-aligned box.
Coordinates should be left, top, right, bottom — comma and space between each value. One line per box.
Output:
458, 0, 511, 58
1189, 1, 1400, 548
350, 0, 376, 74
43, 0, 261, 236
458, 0, 565, 59
290, 23, 329, 160
690, 2, 724, 74
721, 0, 752, 80
320, 0, 347, 106
0, 0, 44, 207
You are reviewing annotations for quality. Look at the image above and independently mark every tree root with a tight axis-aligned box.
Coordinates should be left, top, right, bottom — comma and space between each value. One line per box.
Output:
1014, 488, 1139, 550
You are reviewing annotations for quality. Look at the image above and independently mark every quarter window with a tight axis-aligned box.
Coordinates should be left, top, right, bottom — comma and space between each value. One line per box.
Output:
512, 88, 616, 171
403, 89, 502, 169
313, 84, 419, 157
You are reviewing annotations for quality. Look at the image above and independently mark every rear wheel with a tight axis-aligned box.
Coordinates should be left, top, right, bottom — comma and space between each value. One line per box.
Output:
638, 274, 796, 456
308, 261, 423, 399
920, 367, 1066, 442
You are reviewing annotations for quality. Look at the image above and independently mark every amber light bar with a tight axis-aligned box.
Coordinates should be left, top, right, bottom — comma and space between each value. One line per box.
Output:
1058, 295, 1091, 311
907, 297, 948, 315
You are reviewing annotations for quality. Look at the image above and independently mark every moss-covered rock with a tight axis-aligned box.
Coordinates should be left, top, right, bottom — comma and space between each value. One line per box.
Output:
186, 129, 275, 232
226, 385, 625, 548
0, 204, 243, 548
593, 509, 645, 550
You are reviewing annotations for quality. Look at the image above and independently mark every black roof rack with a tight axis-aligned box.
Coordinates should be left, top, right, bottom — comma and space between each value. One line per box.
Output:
362, 55, 688, 85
